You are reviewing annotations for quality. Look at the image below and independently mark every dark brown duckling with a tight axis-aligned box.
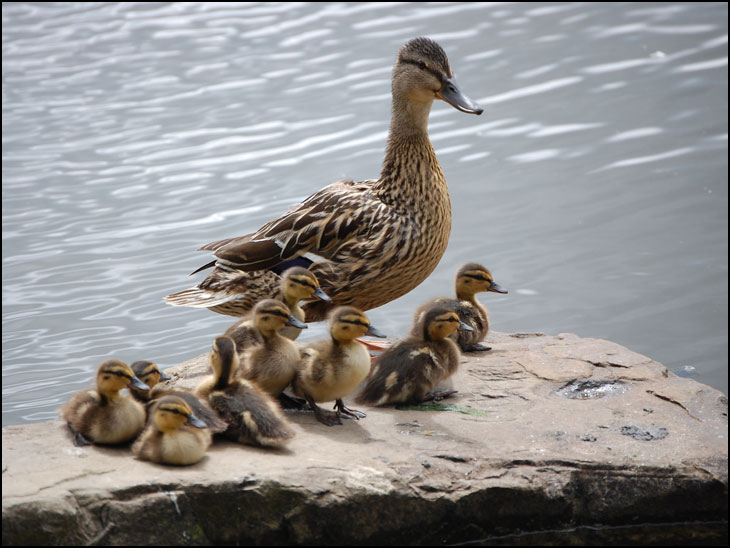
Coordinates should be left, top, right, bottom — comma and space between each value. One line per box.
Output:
355, 304, 472, 406
418, 263, 507, 352
195, 336, 294, 448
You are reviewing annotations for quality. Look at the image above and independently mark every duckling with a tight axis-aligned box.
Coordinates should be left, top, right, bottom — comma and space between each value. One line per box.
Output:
223, 268, 326, 351
421, 263, 507, 352
129, 360, 228, 434
60, 359, 149, 446
167, 266, 331, 333
128, 360, 171, 403
132, 395, 212, 466
196, 336, 294, 447
233, 299, 305, 399
291, 307, 386, 426
166, 37, 483, 322
355, 304, 472, 406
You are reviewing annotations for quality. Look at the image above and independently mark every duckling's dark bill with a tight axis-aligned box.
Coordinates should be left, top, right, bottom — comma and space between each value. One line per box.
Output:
489, 281, 508, 294
286, 316, 308, 329
186, 413, 207, 429
438, 77, 483, 115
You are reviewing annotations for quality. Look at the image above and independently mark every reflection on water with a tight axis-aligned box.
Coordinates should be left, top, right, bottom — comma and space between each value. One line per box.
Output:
2, 2, 727, 426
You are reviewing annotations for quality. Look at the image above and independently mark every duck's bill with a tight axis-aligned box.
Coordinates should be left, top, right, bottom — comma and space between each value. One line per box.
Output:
488, 282, 508, 294
129, 376, 150, 391
286, 316, 308, 329
438, 77, 483, 115
186, 414, 207, 429
458, 320, 475, 332
313, 287, 332, 302
365, 325, 387, 338
159, 370, 172, 381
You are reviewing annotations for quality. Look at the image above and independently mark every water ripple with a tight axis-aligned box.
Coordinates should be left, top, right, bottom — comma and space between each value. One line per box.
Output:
3, 2, 727, 426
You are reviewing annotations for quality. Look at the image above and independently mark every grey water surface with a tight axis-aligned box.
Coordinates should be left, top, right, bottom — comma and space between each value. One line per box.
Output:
3, 2, 727, 426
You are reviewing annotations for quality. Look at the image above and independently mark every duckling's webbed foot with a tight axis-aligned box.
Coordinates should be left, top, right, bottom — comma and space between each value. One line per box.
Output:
462, 343, 491, 352
303, 394, 342, 426
69, 426, 93, 447
423, 389, 458, 402
333, 399, 366, 420
278, 392, 307, 410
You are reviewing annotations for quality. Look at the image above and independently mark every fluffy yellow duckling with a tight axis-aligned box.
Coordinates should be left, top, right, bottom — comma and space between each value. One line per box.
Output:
233, 299, 305, 399
132, 395, 212, 466
291, 307, 386, 426
421, 263, 507, 352
196, 336, 294, 447
355, 304, 472, 406
60, 359, 149, 446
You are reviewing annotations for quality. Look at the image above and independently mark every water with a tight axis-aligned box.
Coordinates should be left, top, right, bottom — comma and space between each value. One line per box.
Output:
2, 2, 727, 426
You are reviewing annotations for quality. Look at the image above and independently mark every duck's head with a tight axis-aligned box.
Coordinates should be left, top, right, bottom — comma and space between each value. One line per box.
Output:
210, 336, 240, 385
96, 358, 149, 397
150, 396, 207, 433
419, 304, 474, 341
329, 306, 386, 343
253, 299, 307, 334
281, 267, 331, 304
455, 263, 508, 299
393, 37, 482, 116
129, 360, 171, 399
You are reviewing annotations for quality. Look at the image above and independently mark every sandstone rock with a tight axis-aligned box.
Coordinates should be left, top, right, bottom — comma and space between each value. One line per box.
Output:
2, 332, 727, 545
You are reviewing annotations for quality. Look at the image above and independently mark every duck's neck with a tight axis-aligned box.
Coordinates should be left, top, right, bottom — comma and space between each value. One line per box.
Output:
375, 95, 446, 204
456, 288, 477, 303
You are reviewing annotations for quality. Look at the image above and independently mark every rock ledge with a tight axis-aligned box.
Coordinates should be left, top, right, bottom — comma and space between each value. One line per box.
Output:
2, 332, 727, 545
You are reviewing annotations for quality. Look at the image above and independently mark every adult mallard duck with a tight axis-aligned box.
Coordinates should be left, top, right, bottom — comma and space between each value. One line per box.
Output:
291, 306, 386, 426
418, 263, 507, 352
164, 37, 482, 322
355, 303, 472, 406
60, 359, 149, 446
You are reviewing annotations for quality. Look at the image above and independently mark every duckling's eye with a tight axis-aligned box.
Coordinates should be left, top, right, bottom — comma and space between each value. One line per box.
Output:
342, 325, 349, 330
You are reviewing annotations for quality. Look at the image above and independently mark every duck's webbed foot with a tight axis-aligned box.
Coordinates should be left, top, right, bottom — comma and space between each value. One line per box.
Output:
423, 388, 458, 402
462, 343, 491, 352
304, 394, 342, 426
333, 399, 366, 420
69, 426, 93, 447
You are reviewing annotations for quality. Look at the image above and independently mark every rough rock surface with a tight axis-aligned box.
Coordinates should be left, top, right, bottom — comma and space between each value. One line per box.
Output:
2, 332, 727, 545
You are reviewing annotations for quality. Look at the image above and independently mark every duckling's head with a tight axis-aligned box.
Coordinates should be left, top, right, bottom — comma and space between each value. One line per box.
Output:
455, 263, 508, 299
210, 336, 239, 386
418, 305, 473, 341
96, 359, 149, 397
252, 299, 307, 334
151, 396, 207, 433
393, 37, 482, 115
129, 360, 171, 399
281, 267, 331, 303
329, 306, 386, 343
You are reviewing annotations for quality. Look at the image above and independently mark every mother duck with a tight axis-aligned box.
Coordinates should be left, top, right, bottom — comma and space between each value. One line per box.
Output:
166, 37, 482, 322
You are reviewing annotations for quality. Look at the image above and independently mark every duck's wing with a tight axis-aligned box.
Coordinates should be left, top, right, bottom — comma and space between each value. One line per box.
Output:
203, 179, 379, 272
